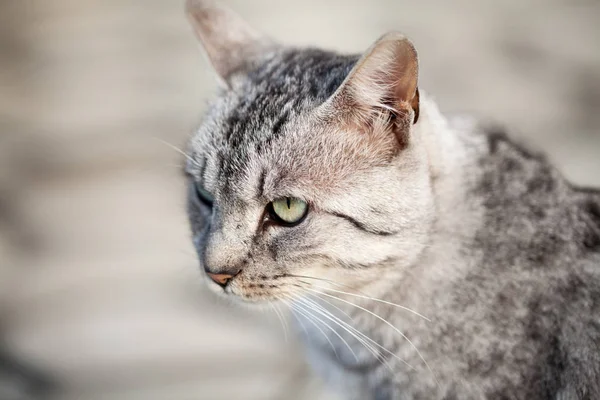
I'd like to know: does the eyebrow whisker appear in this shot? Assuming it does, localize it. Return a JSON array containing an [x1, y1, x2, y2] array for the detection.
[[153, 137, 202, 169]]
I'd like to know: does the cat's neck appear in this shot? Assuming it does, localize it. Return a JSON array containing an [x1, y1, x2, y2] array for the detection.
[[413, 92, 480, 181], [398, 92, 487, 297], [359, 93, 486, 300], [415, 92, 485, 232]]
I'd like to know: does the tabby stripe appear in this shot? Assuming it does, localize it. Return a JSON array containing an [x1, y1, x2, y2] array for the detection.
[[331, 212, 397, 236], [256, 168, 267, 198]]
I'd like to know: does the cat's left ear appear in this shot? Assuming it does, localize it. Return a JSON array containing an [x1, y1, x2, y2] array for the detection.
[[185, 0, 273, 87], [322, 32, 420, 148]]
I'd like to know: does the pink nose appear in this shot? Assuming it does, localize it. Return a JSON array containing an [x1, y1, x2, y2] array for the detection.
[[207, 272, 235, 287]]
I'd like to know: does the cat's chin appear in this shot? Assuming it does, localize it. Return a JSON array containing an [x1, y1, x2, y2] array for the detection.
[[228, 290, 291, 307], [203, 279, 284, 307], [214, 292, 290, 315]]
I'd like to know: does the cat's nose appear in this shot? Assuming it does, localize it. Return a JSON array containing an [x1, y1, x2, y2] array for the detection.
[[205, 268, 240, 287]]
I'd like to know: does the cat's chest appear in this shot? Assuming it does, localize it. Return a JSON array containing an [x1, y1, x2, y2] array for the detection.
[[291, 300, 445, 394], [290, 282, 505, 399], [296, 318, 444, 400]]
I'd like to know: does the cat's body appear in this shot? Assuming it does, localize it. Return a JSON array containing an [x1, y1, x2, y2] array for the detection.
[[300, 113, 600, 400], [183, 1, 600, 399]]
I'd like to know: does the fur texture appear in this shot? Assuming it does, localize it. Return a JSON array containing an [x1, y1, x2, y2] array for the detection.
[[184, 1, 600, 399]]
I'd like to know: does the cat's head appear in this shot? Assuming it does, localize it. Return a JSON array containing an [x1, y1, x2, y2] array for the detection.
[[184, 0, 434, 304]]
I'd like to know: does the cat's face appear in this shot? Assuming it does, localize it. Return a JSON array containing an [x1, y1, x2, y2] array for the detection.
[[184, 0, 433, 304]]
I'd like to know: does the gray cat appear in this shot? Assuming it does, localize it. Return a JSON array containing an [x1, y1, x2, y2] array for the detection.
[[183, 1, 600, 399]]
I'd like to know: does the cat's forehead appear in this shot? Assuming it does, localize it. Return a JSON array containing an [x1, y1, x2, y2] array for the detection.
[[193, 49, 358, 154], [187, 49, 361, 194]]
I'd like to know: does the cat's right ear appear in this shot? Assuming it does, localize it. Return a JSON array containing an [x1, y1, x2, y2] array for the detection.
[[320, 32, 420, 150], [185, 0, 273, 87]]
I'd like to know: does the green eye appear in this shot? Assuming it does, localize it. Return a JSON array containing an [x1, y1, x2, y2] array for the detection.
[[270, 197, 308, 225], [194, 183, 214, 206]]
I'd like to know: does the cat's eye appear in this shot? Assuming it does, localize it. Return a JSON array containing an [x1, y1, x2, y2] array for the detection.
[[194, 182, 214, 206], [269, 197, 308, 225]]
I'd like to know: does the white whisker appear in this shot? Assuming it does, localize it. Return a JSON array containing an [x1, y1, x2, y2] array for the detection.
[[269, 302, 288, 343], [307, 288, 439, 386], [284, 299, 339, 360], [305, 292, 355, 322], [297, 297, 380, 362], [275, 302, 290, 342], [298, 296, 413, 372], [285, 295, 359, 362], [289, 303, 309, 338], [312, 284, 430, 322], [300, 300, 387, 369], [290, 274, 430, 321], [153, 137, 201, 168]]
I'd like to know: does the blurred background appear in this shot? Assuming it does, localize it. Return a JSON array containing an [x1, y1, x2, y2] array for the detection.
[[0, 0, 599, 399]]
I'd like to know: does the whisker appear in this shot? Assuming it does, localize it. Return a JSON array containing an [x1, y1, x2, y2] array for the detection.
[[276, 302, 291, 342], [305, 292, 355, 323], [153, 137, 201, 168], [307, 288, 439, 386], [289, 303, 309, 338], [283, 298, 340, 360], [286, 273, 354, 288], [312, 284, 430, 322], [298, 297, 388, 368], [289, 274, 431, 322], [269, 302, 288, 343], [298, 296, 413, 372], [288, 274, 431, 322], [285, 295, 359, 362]]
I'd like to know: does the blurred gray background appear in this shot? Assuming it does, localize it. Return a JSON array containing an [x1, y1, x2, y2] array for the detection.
[[0, 0, 599, 399]]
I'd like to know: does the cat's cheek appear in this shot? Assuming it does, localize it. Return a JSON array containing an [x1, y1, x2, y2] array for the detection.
[[192, 233, 203, 252]]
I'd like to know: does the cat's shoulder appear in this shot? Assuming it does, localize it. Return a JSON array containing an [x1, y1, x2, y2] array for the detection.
[[446, 114, 600, 260]]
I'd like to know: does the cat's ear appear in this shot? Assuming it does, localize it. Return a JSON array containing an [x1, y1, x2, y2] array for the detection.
[[185, 0, 272, 87], [323, 32, 419, 148]]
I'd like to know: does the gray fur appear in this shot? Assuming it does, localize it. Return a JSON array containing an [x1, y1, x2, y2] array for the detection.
[[184, 1, 600, 399]]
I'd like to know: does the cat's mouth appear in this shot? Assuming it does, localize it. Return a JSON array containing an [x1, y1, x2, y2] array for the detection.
[[204, 271, 306, 303]]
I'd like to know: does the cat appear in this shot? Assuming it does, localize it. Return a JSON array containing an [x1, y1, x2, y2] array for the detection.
[[182, 1, 600, 399]]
